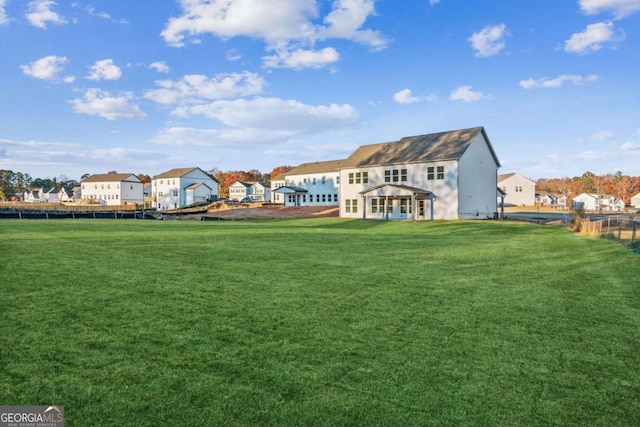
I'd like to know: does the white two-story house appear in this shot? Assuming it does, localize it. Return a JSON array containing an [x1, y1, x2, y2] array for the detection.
[[272, 160, 344, 207], [152, 167, 219, 211], [340, 127, 501, 220], [498, 173, 536, 206], [81, 172, 144, 206]]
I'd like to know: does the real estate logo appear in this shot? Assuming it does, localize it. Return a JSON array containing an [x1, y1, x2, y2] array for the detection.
[[0, 406, 64, 427]]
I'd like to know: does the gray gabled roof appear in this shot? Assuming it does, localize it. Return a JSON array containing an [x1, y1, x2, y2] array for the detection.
[[344, 127, 500, 168], [83, 172, 141, 183], [286, 159, 348, 176]]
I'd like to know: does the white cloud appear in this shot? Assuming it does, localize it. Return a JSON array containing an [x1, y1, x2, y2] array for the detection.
[[149, 61, 170, 73], [590, 129, 616, 142], [449, 85, 485, 102], [145, 72, 266, 105], [579, 0, 640, 18], [621, 141, 640, 151], [429, 0, 440, 5], [468, 23, 507, 57], [87, 59, 122, 81], [160, 0, 387, 68], [519, 74, 598, 88], [26, 0, 67, 28], [393, 89, 422, 105], [70, 89, 147, 120], [263, 47, 340, 69], [316, 0, 388, 51], [180, 97, 358, 134], [20, 55, 70, 81], [151, 127, 281, 147], [226, 49, 242, 61], [564, 22, 624, 54], [0, 0, 9, 25]]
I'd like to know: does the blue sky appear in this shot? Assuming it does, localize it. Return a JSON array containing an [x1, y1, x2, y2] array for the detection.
[[1, 0, 639, 181]]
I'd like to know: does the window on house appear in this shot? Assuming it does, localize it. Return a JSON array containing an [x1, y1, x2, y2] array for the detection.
[[172, 190, 178, 197], [308, 194, 312, 202], [303, 195, 306, 202], [355, 172, 361, 184], [401, 169, 407, 182], [371, 198, 378, 213], [363, 172, 369, 184], [348, 173, 354, 184], [437, 166, 445, 180], [322, 194, 326, 202], [316, 194, 320, 202], [322, 177, 326, 184], [160, 180, 163, 184], [385, 170, 391, 183], [334, 194, 338, 202], [159, 191, 163, 197], [392, 169, 399, 182], [352, 199, 358, 213], [312, 178, 316, 185], [345, 199, 351, 213], [428, 167, 434, 180]]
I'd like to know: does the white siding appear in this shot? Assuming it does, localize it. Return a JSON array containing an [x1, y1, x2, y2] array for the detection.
[[459, 133, 499, 219], [153, 169, 218, 210], [340, 160, 460, 220], [283, 172, 340, 206], [498, 173, 536, 206]]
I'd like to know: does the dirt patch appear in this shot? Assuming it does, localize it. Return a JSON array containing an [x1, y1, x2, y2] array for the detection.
[[202, 203, 339, 220]]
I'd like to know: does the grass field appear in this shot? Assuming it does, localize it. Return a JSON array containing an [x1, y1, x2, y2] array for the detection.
[[1, 218, 639, 426]]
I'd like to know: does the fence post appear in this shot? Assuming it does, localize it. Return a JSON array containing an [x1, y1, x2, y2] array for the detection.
[[618, 223, 622, 240], [632, 220, 637, 243]]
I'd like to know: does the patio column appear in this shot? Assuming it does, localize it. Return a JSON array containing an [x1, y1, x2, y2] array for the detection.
[[430, 196, 435, 220], [386, 196, 390, 220]]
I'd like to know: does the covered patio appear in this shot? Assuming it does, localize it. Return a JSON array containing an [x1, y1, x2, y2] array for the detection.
[[273, 186, 308, 206], [359, 184, 436, 220]]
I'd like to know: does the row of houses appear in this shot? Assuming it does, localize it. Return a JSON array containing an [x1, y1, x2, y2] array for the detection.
[[21, 127, 640, 218], [498, 172, 634, 211], [20, 126, 505, 220]]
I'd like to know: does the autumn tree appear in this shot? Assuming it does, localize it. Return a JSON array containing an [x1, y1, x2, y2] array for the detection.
[[267, 165, 293, 181], [137, 174, 152, 183]]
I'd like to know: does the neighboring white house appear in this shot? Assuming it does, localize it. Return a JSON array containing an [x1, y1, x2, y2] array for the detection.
[[272, 159, 344, 207], [631, 192, 640, 208], [536, 191, 567, 209], [498, 173, 536, 206], [252, 182, 270, 202], [340, 126, 501, 220], [228, 181, 269, 202], [572, 193, 626, 211], [152, 167, 219, 211], [57, 186, 74, 202], [270, 174, 286, 204], [81, 172, 144, 206]]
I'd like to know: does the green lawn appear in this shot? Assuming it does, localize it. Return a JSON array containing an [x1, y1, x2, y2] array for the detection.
[[1, 219, 639, 426]]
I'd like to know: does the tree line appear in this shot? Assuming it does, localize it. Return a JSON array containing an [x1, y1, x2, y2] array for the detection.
[[536, 171, 640, 204]]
